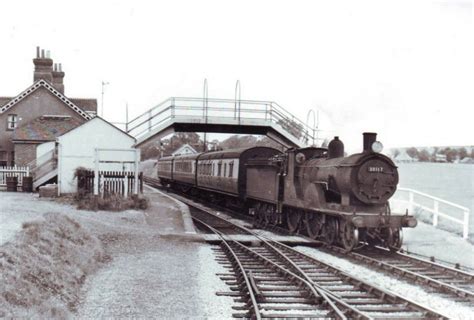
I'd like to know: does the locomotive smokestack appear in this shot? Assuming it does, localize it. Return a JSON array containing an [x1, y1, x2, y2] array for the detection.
[[363, 132, 377, 152], [328, 136, 344, 158]]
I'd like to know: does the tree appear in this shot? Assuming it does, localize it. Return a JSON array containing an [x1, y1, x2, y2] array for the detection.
[[220, 135, 258, 149], [406, 147, 419, 159], [162, 132, 202, 156], [458, 147, 468, 160], [418, 149, 431, 162]]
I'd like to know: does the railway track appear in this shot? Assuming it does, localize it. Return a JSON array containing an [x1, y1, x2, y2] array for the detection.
[[324, 245, 474, 302], [192, 210, 445, 319], [143, 176, 468, 316]]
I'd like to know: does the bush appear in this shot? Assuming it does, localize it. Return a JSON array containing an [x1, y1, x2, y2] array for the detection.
[[76, 193, 149, 211]]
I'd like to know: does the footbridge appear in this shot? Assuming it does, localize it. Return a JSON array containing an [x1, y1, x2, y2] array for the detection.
[[127, 97, 317, 148]]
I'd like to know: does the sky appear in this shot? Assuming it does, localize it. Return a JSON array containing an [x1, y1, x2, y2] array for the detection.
[[0, 0, 472, 152]]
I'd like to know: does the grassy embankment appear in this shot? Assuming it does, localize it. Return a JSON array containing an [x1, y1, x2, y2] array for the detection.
[[0, 213, 105, 318]]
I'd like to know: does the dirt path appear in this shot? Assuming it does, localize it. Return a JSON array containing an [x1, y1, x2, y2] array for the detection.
[[75, 191, 235, 319]]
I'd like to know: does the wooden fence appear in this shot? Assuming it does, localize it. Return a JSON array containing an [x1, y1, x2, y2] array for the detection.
[[77, 170, 143, 197], [0, 166, 30, 188]]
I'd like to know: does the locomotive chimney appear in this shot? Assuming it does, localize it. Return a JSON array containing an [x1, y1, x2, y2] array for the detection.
[[363, 132, 377, 152], [328, 136, 344, 158]]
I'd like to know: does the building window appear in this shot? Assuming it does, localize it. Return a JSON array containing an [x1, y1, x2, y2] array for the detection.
[[7, 114, 18, 130], [0, 151, 6, 166]]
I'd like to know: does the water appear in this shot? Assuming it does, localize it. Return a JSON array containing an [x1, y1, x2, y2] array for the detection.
[[395, 162, 474, 235]]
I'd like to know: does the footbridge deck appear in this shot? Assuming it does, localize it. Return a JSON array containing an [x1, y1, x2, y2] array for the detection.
[[127, 97, 317, 148]]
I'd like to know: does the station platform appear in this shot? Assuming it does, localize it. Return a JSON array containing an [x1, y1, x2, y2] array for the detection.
[[201, 234, 314, 246]]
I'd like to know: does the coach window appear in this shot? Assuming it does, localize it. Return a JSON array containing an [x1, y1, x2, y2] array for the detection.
[[224, 163, 227, 177], [229, 161, 234, 178], [218, 162, 222, 176]]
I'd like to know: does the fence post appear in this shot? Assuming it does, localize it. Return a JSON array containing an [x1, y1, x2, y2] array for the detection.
[[94, 149, 99, 196], [408, 191, 414, 214], [463, 210, 470, 240], [99, 173, 104, 198], [124, 175, 128, 197], [433, 200, 439, 227]]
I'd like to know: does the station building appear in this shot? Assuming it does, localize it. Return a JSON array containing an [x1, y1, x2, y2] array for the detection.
[[0, 47, 97, 166]]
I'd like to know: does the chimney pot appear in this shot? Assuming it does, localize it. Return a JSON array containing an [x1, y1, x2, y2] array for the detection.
[[36, 46, 40, 58], [46, 50, 50, 58]]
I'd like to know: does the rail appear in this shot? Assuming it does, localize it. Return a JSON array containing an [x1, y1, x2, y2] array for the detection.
[[126, 97, 319, 146], [391, 187, 470, 239]]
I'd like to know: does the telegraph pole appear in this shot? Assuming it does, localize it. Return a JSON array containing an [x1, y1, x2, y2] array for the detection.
[[101, 81, 109, 118]]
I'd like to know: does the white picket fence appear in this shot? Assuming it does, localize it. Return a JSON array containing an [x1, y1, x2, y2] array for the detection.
[[391, 187, 471, 239], [0, 166, 30, 187]]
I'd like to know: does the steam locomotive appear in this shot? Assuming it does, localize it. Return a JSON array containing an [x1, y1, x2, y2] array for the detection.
[[157, 132, 417, 251]]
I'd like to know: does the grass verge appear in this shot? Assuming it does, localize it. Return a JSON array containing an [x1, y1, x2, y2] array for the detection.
[[0, 213, 105, 318]]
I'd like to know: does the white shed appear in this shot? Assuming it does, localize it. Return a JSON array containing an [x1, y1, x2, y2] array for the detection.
[[56, 117, 136, 194]]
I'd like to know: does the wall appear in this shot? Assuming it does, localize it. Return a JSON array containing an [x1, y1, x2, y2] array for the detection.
[[57, 118, 136, 194], [0, 87, 87, 165], [14, 143, 39, 166]]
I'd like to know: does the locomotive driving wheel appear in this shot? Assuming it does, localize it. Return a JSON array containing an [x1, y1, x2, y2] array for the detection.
[[386, 228, 403, 252], [340, 220, 359, 251], [287, 209, 302, 234], [305, 212, 324, 240], [321, 217, 338, 245]]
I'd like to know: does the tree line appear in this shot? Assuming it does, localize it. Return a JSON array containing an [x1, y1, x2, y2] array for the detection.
[[141, 133, 285, 160], [392, 146, 474, 163]]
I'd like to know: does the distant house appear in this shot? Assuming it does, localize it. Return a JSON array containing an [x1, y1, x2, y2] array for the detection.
[[172, 143, 197, 156], [435, 154, 447, 163], [459, 157, 474, 164], [394, 150, 417, 163]]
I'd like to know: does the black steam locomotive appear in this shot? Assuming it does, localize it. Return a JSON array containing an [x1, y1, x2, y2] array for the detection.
[[157, 132, 417, 251]]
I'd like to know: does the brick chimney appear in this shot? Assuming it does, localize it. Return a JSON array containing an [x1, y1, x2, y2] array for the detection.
[[33, 46, 53, 83], [52, 63, 65, 94]]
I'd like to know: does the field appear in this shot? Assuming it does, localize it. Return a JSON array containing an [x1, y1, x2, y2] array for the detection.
[[395, 162, 474, 236]]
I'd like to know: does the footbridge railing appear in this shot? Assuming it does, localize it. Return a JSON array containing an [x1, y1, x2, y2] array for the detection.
[[126, 97, 318, 146], [391, 187, 471, 239]]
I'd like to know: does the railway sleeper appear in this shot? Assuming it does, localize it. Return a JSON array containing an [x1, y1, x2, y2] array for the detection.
[[259, 311, 331, 318]]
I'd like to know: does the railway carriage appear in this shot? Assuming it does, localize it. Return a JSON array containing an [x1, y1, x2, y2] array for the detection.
[[157, 156, 173, 184], [173, 153, 198, 190], [196, 147, 282, 198]]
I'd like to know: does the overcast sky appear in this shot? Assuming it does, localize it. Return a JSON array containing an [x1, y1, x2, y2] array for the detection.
[[0, 0, 472, 151]]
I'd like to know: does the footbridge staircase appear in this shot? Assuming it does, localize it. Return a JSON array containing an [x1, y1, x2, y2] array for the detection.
[[27, 149, 58, 189], [127, 97, 318, 148]]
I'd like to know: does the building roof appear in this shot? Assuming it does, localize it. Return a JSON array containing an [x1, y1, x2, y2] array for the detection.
[[0, 80, 91, 120], [12, 115, 82, 142], [172, 143, 198, 156], [69, 98, 97, 112], [0, 97, 13, 107], [57, 116, 136, 142]]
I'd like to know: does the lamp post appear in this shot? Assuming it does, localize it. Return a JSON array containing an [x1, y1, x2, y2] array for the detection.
[[101, 81, 110, 118]]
